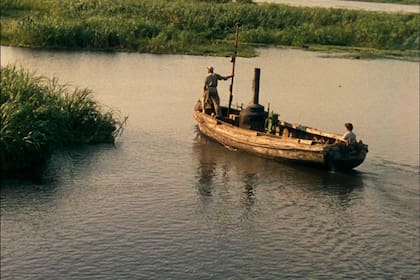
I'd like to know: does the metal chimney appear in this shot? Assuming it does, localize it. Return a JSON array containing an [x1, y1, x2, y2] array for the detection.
[[252, 68, 261, 105]]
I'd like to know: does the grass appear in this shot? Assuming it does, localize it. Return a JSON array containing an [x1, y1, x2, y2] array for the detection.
[[0, 0, 418, 59], [0, 65, 125, 171]]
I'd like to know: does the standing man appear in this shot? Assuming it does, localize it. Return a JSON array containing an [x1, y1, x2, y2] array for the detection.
[[202, 66, 232, 117]]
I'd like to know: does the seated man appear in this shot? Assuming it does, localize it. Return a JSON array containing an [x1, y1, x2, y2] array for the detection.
[[342, 122, 356, 144]]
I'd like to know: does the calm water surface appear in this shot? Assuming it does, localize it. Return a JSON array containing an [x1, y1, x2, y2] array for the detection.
[[1, 46, 419, 279]]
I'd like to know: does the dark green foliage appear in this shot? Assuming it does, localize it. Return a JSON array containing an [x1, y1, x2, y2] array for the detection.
[[1, 0, 418, 56], [0, 65, 121, 171]]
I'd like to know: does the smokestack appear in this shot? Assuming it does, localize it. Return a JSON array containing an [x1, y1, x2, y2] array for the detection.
[[239, 67, 267, 131], [252, 68, 260, 105]]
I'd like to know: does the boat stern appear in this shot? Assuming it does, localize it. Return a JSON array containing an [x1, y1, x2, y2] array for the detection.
[[324, 142, 368, 170]]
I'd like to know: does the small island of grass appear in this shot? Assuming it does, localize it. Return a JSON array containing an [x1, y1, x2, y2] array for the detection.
[[0, 65, 125, 171]]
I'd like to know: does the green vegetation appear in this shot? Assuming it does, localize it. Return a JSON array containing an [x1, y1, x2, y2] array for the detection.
[[0, 65, 124, 171], [0, 0, 418, 58]]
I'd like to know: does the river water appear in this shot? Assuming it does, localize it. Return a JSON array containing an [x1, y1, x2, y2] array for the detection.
[[1, 46, 419, 279]]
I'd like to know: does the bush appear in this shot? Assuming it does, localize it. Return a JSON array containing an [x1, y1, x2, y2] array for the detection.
[[0, 65, 123, 171]]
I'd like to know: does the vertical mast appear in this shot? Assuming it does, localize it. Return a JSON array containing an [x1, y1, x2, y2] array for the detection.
[[227, 22, 240, 116]]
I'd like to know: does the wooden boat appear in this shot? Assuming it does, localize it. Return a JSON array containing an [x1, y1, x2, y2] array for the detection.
[[193, 68, 368, 171]]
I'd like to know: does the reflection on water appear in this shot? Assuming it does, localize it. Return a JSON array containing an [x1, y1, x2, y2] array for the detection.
[[193, 130, 364, 209], [0, 144, 115, 211], [242, 173, 257, 207], [190, 132, 420, 279]]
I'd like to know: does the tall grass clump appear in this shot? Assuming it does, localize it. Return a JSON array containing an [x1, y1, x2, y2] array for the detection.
[[0, 65, 124, 171]]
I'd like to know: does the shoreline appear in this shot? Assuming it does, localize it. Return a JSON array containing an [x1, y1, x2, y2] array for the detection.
[[1, 43, 418, 62], [255, 0, 420, 13]]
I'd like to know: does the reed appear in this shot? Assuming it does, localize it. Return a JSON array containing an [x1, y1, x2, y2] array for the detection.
[[1, 0, 418, 58], [0, 65, 123, 171]]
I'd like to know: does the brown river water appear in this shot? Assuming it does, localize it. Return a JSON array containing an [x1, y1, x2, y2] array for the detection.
[[1, 46, 419, 279]]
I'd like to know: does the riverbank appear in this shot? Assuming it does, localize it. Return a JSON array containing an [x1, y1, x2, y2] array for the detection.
[[345, 0, 418, 5], [257, 0, 420, 13], [0, 65, 124, 171], [1, 0, 418, 60]]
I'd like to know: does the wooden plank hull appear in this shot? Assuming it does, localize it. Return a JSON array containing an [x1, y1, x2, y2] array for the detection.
[[193, 109, 368, 170]]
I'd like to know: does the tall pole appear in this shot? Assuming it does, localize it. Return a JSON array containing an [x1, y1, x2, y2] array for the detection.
[[227, 22, 240, 116]]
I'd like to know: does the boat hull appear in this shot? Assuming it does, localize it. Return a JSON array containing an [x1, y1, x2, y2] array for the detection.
[[193, 110, 367, 170]]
